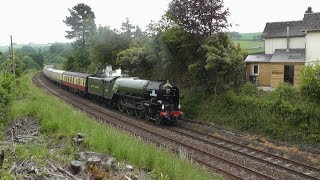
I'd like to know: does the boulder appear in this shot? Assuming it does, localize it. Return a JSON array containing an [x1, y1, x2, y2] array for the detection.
[[70, 160, 85, 174]]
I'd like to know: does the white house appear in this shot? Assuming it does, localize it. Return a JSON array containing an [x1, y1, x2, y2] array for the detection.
[[245, 7, 320, 87]]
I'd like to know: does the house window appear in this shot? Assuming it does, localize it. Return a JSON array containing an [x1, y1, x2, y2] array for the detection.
[[253, 65, 259, 75]]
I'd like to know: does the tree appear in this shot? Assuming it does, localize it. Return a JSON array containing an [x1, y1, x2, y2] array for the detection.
[[230, 32, 242, 39], [21, 46, 36, 55], [192, 33, 245, 93], [30, 50, 44, 68], [21, 55, 40, 71], [88, 26, 128, 73], [121, 18, 135, 36], [117, 45, 155, 79], [167, 0, 229, 38], [160, 28, 200, 83], [63, 3, 96, 48]]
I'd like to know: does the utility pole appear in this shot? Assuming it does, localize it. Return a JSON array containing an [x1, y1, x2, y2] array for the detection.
[[10, 35, 15, 75]]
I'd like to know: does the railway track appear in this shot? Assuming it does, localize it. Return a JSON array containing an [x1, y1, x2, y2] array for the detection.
[[33, 72, 320, 179], [168, 125, 320, 179]]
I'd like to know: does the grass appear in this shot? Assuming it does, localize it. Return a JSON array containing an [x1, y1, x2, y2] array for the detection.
[[9, 72, 217, 180]]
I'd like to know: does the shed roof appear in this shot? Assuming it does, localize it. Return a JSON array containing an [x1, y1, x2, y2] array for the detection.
[[270, 49, 306, 63], [245, 54, 272, 63]]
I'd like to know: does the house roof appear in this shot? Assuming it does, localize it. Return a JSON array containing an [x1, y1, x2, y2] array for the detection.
[[303, 12, 320, 31], [270, 49, 306, 63], [245, 54, 272, 62], [262, 12, 320, 38]]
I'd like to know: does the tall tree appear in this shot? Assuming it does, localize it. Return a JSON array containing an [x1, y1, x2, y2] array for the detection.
[[121, 18, 135, 36], [88, 26, 128, 73], [167, 0, 229, 38], [63, 3, 96, 48]]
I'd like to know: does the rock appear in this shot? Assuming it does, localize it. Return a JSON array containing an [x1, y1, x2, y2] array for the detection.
[[75, 152, 86, 161], [70, 160, 85, 175], [87, 156, 101, 165], [106, 157, 116, 170], [28, 166, 37, 174], [125, 165, 134, 171], [77, 133, 85, 139]]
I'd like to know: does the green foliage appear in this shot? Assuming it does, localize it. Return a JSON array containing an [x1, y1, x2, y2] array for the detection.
[[0, 74, 15, 122], [181, 85, 320, 144], [117, 45, 155, 78], [63, 3, 96, 48], [0, 86, 11, 121], [160, 27, 200, 83], [63, 47, 89, 72], [21, 46, 36, 55], [87, 27, 127, 73], [21, 56, 40, 71], [300, 64, 320, 103], [44, 43, 73, 67], [194, 33, 245, 93]]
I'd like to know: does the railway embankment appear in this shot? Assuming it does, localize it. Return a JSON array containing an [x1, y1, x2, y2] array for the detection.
[[181, 83, 320, 164], [2, 72, 214, 179]]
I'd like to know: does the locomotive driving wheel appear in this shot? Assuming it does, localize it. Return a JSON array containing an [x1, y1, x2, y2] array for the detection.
[[118, 98, 125, 112], [155, 114, 163, 125], [135, 105, 144, 119], [125, 98, 134, 116]]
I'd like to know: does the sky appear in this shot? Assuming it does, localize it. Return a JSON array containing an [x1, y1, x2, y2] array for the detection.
[[0, 0, 319, 45]]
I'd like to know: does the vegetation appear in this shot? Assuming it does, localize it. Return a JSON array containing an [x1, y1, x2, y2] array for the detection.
[[166, 0, 229, 37], [233, 40, 264, 54], [181, 82, 320, 145], [300, 64, 320, 104], [63, 3, 96, 48], [9, 73, 215, 180], [0, 73, 14, 122]]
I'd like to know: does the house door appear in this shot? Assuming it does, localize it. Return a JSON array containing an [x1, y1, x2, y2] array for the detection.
[[284, 65, 294, 84]]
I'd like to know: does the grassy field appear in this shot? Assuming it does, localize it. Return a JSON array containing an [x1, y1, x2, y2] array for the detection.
[[9, 72, 216, 179], [232, 32, 264, 54], [234, 40, 264, 54], [236, 32, 262, 41]]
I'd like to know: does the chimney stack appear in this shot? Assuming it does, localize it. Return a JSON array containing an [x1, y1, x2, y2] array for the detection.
[[305, 7, 313, 13]]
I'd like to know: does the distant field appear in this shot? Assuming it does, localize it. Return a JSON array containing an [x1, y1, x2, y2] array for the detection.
[[234, 40, 264, 54], [237, 32, 262, 41]]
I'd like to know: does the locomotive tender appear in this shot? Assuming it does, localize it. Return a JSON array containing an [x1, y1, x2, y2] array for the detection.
[[43, 66, 183, 125]]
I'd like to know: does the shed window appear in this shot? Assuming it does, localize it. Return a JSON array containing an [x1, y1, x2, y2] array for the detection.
[[253, 65, 259, 75]]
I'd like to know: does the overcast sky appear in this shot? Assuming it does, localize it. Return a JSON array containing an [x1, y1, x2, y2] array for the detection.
[[0, 0, 319, 45]]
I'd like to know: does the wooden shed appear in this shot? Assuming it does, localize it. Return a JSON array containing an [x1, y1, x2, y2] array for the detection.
[[245, 49, 305, 87]]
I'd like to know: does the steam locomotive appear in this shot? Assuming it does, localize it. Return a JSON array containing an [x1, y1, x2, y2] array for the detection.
[[43, 67, 183, 125]]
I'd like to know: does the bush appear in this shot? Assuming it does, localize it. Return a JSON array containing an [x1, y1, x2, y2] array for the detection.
[[273, 82, 300, 102], [300, 64, 320, 103], [0, 86, 11, 121], [0, 74, 15, 122]]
